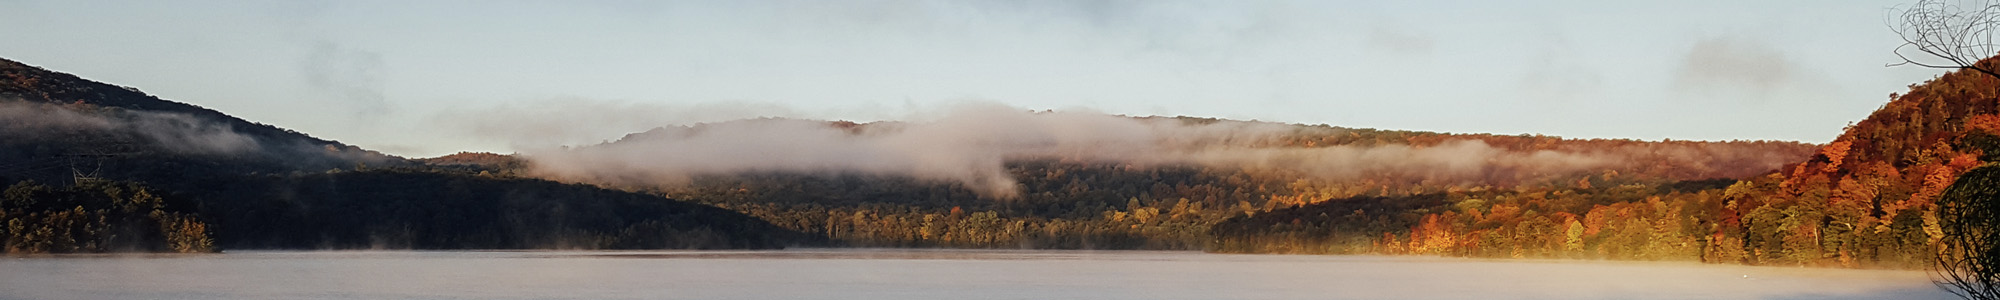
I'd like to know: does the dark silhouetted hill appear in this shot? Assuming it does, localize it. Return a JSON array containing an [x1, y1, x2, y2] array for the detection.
[[0, 57, 815, 252]]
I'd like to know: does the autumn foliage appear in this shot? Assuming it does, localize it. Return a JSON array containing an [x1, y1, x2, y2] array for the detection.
[[1217, 56, 2000, 268]]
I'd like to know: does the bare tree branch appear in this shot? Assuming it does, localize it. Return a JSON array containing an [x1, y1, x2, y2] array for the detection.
[[1893, 2, 2000, 300], [1891, 0, 2000, 81], [1937, 175, 2000, 300]]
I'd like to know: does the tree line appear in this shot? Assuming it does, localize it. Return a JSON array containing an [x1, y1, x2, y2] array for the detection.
[[0, 178, 211, 253]]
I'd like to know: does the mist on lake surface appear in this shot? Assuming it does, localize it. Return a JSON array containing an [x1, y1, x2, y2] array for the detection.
[[0, 249, 1949, 300]]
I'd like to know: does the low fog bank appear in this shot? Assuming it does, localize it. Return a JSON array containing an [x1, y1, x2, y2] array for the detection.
[[0, 100, 257, 155], [517, 104, 1809, 198]]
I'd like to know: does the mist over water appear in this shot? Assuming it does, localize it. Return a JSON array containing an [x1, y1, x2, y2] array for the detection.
[[0, 250, 1946, 300], [516, 103, 1807, 198]]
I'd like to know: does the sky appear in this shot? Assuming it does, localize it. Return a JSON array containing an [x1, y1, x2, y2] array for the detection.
[[0, 0, 1954, 157]]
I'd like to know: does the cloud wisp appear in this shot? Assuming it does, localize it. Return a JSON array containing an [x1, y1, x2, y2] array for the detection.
[[0, 100, 258, 155], [301, 41, 390, 118], [1674, 37, 1796, 95], [433, 100, 808, 149]]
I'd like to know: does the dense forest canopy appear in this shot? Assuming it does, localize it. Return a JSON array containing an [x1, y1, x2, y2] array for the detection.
[[1220, 56, 2000, 268], [0, 178, 210, 254]]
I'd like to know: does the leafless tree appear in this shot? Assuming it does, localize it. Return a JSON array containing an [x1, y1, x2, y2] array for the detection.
[[1895, 2, 2000, 300], [1892, 0, 2000, 80], [1938, 172, 2000, 300]]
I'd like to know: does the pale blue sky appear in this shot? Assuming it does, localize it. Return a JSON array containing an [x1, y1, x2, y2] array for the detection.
[[0, 0, 1950, 157]]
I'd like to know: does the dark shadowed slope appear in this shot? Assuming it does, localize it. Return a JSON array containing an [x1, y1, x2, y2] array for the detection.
[[0, 57, 405, 183], [0, 57, 814, 252], [195, 169, 815, 250]]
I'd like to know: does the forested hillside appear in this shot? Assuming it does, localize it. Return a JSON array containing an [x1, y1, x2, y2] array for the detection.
[[510, 114, 1815, 251], [0, 58, 814, 253], [1216, 57, 2000, 268], [187, 169, 812, 250], [0, 179, 211, 254], [0, 58, 405, 179]]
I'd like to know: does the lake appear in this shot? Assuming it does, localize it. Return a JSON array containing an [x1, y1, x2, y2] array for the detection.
[[0, 249, 1952, 300]]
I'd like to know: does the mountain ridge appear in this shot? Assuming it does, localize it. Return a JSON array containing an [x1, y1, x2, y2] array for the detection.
[[0, 58, 388, 161], [0, 57, 816, 253]]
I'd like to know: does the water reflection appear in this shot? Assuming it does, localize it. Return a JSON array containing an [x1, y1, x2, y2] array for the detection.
[[0, 249, 1952, 300]]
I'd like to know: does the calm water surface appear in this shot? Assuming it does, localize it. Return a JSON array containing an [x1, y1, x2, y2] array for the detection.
[[0, 249, 1952, 300]]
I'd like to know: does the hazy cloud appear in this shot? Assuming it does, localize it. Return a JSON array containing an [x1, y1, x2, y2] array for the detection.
[[432, 99, 807, 149], [1366, 26, 1433, 55], [763, 0, 1310, 61], [1520, 53, 1603, 102], [302, 40, 389, 117], [1674, 37, 1795, 95], [1519, 29, 1602, 103]]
